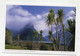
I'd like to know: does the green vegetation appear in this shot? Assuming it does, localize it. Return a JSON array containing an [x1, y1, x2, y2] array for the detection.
[[6, 28, 13, 45], [46, 9, 57, 50], [66, 19, 75, 51], [33, 31, 38, 49], [57, 9, 66, 51], [5, 44, 24, 49], [17, 34, 20, 46], [40, 44, 49, 50], [26, 42, 32, 50], [39, 30, 43, 41]]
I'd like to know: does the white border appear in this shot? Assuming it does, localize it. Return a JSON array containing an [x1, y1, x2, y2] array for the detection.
[[1, 0, 78, 55]]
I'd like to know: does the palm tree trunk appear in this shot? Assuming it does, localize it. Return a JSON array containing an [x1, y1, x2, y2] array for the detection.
[[56, 29, 60, 50], [55, 26, 59, 50], [51, 24, 57, 51], [62, 23, 66, 51], [51, 24, 53, 40], [53, 44, 56, 51], [59, 28, 62, 50], [51, 24, 53, 33]]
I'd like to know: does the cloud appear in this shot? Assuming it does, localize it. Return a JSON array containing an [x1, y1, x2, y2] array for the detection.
[[69, 10, 75, 16], [37, 15, 41, 19], [34, 20, 47, 32], [6, 5, 35, 30], [63, 10, 76, 26], [66, 10, 75, 20], [67, 10, 75, 16], [6, 5, 50, 36]]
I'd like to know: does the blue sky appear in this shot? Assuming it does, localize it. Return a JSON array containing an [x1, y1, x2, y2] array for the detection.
[[21, 5, 74, 14], [6, 5, 76, 37], [21, 5, 75, 19]]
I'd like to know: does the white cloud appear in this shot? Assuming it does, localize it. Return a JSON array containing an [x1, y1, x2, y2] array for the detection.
[[37, 15, 41, 19], [69, 10, 75, 15], [34, 20, 48, 32], [13, 7, 31, 16], [64, 10, 76, 25], [67, 10, 75, 20], [6, 5, 35, 30], [6, 5, 49, 36], [67, 10, 75, 16]]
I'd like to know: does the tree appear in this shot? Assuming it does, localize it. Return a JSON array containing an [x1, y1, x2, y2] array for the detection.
[[66, 19, 75, 51], [17, 34, 20, 46], [48, 30, 57, 50], [33, 31, 38, 49], [39, 30, 43, 49], [33, 31, 38, 40], [46, 9, 56, 50], [54, 17, 60, 50], [46, 9, 55, 32], [6, 28, 13, 45], [39, 30, 43, 41], [48, 31, 53, 40], [57, 9, 66, 51]]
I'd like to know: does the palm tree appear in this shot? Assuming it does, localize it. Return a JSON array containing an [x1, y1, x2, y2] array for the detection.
[[17, 34, 20, 46], [39, 30, 43, 49], [48, 31, 53, 40], [46, 9, 56, 50], [48, 30, 57, 50], [33, 31, 38, 49], [33, 31, 38, 41], [66, 19, 75, 51], [46, 9, 55, 39], [57, 9, 66, 51], [39, 30, 43, 41], [46, 9, 55, 32], [6, 28, 13, 45]]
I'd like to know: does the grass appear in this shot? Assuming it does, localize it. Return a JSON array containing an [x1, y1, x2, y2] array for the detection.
[[5, 44, 24, 49], [5, 42, 68, 51]]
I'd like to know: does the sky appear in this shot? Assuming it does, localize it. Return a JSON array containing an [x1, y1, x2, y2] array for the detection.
[[6, 5, 76, 37]]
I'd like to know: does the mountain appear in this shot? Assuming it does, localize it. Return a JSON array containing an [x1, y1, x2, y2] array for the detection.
[[7, 23, 37, 41], [43, 31, 72, 44], [19, 23, 36, 41], [6, 23, 72, 44]]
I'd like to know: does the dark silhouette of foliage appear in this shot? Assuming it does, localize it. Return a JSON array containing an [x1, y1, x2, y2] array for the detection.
[[6, 28, 13, 45], [39, 30, 43, 41], [40, 44, 48, 50], [66, 19, 75, 51]]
